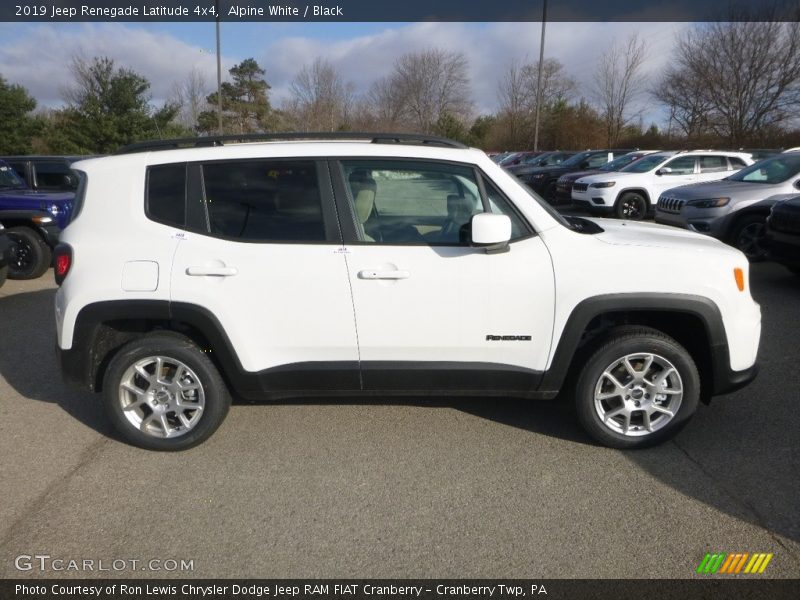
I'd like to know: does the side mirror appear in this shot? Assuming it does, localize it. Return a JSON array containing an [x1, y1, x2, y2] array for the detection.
[[794, 179, 800, 191], [656, 167, 672, 176], [471, 213, 512, 253]]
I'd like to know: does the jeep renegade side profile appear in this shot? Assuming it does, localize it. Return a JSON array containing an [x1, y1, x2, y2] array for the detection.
[[54, 134, 761, 451]]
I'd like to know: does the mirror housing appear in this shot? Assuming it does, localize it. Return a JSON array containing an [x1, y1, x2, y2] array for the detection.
[[471, 213, 512, 253], [794, 178, 800, 191], [656, 167, 672, 176]]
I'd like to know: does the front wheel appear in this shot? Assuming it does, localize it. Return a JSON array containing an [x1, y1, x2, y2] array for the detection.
[[730, 215, 767, 262], [103, 334, 231, 450], [614, 192, 649, 220], [574, 327, 700, 449]]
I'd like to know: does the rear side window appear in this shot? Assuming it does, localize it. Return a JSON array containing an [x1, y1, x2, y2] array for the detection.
[[147, 164, 186, 228], [35, 161, 78, 190], [699, 156, 728, 173], [201, 160, 325, 242]]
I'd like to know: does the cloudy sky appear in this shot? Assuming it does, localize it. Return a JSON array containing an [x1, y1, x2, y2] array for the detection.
[[0, 21, 689, 126]]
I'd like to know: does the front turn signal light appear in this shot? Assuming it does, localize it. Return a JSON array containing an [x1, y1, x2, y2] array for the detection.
[[734, 268, 745, 292]]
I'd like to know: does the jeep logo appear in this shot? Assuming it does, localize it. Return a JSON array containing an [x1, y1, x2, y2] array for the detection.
[[485, 335, 532, 341]]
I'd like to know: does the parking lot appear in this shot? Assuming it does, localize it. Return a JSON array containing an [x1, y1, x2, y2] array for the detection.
[[0, 261, 798, 579]]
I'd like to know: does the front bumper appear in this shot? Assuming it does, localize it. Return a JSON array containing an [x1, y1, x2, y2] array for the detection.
[[654, 207, 732, 239]]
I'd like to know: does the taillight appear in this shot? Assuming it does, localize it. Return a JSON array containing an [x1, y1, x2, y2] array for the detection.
[[54, 244, 72, 285]]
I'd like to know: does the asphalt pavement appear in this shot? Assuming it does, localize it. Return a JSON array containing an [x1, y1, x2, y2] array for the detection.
[[0, 263, 798, 579]]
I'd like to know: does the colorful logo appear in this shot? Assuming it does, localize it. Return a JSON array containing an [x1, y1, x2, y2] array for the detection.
[[697, 552, 774, 574]]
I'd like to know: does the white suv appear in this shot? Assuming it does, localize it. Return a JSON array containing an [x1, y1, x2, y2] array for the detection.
[[54, 134, 761, 451], [571, 150, 753, 219]]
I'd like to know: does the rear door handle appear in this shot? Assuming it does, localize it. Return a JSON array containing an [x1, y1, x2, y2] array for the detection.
[[358, 269, 410, 280], [186, 266, 238, 277]]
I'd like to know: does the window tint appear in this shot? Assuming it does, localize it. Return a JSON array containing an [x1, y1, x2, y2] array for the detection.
[[35, 161, 78, 190], [663, 156, 696, 174], [586, 154, 610, 168], [202, 160, 325, 242], [729, 157, 748, 169], [6, 161, 27, 182], [728, 154, 800, 184], [0, 163, 26, 189], [147, 164, 186, 228], [699, 156, 728, 173]]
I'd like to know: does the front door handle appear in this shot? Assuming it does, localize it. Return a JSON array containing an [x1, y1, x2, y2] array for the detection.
[[186, 266, 238, 277], [358, 269, 410, 280]]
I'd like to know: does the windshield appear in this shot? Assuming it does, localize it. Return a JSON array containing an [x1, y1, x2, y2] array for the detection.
[[620, 153, 672, 173], [499, 152, 523, 166], [726, 154, 800, 184], [600, 153, 646, 172], [0, 164, 27, 189]]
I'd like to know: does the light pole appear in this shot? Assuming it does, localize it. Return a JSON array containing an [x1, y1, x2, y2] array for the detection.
[[533, 0, 548, 151], [215, 0, 223, 135]]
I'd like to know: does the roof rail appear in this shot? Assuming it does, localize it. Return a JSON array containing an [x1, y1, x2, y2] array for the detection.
[[115, 132, 468, 155]]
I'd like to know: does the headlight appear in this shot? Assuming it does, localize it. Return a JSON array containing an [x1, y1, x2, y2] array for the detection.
[[686, 197, 730, 208], [590, 181, 616, 188]]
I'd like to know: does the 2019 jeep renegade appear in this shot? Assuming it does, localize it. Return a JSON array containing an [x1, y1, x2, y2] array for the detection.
[[54, 134, 761, 451]]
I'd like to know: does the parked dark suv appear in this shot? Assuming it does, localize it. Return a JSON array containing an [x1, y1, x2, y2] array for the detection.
[[1, 156, 88, 192], [765, 196, 800, 275], [0, 160, 68, 279]]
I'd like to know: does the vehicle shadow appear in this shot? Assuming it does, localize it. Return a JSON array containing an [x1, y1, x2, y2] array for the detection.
[[0, 287, 116, 439]]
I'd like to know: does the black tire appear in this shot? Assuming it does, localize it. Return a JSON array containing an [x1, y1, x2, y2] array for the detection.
[[102, 333, 231, 451], [729, 215, 768, 262], [6, 227, 51, 279], [614, 192, 649, 220], [574, 327, 700, 449], [0, 264, 7, 288]]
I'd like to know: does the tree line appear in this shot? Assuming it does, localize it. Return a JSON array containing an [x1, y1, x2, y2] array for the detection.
[[1, 10, 799, 156]]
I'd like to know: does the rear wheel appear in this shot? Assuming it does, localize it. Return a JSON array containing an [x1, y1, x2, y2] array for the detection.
[[6, 227, 51, 279], [614, 192, 649, 220], [574, 327, 700, 449], [103, 334, 231, 451], [730, 215, 767, 261]]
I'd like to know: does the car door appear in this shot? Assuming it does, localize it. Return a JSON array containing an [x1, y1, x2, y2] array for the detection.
[[652, 155, 698, 199], [170, 158, 360, 394], [330, 158, 555, 393]]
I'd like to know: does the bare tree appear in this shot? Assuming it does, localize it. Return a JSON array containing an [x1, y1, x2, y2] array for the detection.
[[171, 67, 209, 131], [286, 58, 354, 131], [651, 67, 711, 141], [389, 48, 472, 133], [496, 58, 575, 147], [593, 34, 648, 146], [658, 10, 800, 146]]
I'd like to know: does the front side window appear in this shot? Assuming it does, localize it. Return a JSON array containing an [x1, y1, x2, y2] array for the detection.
[[0, 163, 27, 190], [621, 154, 672, 173], [202, 160, 325, 242], [340, 160, 529, 245]]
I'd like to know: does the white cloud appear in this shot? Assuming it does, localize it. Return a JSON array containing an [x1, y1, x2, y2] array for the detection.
[[0, 23, 224, 108], [0, 21, 689, 126]]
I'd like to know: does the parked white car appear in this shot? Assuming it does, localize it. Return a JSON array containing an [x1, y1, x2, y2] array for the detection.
[[572, 150, 753, 219], [54, 134, 760, 451]]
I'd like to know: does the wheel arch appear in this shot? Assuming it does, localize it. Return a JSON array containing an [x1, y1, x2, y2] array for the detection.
[[615, 187, 651, 205], [539, 294, 731, 403], [60, 300, 250, 396]]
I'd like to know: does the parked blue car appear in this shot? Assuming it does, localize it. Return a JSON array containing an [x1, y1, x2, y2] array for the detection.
[[0, 160, 71, 279]]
